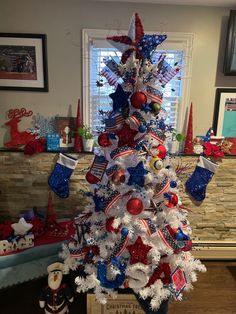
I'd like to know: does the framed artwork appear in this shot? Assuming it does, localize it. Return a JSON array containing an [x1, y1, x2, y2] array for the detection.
[[55, 117, 77, 150], [224, 10, 236, 75], [0, 33, 48, 91], [213, 88, 236, 154]]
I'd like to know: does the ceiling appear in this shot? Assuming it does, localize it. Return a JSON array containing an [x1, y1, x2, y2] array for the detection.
[[93, 0, 236, 7]]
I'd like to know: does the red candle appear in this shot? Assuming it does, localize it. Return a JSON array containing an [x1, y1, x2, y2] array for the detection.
[[74, 99, 83, 152]]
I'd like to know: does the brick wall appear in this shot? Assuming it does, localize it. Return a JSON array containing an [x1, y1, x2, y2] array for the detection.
[[0, 152, 235, 241]]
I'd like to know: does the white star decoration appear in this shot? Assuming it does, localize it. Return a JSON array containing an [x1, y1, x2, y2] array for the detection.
[[11, 218, 33, 236]]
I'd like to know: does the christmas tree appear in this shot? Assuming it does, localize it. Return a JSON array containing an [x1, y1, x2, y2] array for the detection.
[[61, 13, 206, 311]]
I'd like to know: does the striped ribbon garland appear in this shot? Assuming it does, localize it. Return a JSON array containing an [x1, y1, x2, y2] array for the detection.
[[147, 131, 165, 145], [155, 179, 170, 198], [104, 232, 129, 265], [104, 191, 122, 215]]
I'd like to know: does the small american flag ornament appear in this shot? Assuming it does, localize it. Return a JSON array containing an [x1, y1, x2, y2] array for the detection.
[[171, 267, 187, 298]]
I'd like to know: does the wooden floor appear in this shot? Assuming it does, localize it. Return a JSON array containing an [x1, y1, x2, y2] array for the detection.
[[1, 261, 236, 314]]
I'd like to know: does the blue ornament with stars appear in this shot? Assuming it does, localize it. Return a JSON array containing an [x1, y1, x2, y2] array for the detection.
[[127, 161, 149, 187], [109, 84, 131, 112]]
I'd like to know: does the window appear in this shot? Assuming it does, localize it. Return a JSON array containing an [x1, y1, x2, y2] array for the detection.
[[82, 29, 193, 133]]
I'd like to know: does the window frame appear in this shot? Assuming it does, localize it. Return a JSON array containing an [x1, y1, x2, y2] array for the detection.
[[82, 28, 194, 132]]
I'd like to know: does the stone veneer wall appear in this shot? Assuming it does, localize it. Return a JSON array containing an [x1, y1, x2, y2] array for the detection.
[[0, 152, 235, 241]]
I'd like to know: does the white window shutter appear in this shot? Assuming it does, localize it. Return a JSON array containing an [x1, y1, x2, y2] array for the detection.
[[83, 29, 193, 133]]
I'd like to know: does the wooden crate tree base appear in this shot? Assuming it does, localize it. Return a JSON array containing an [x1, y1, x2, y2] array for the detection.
[[87, 294, 145, 314]]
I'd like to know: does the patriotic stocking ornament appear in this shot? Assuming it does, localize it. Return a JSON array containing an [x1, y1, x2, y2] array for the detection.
[[185, 156, 218, 202], [48, 153, 78, 198], [85, 155, 108, 184]]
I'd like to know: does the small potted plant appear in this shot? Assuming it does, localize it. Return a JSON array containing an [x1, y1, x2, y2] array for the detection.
[[78, 125, 94, 152]]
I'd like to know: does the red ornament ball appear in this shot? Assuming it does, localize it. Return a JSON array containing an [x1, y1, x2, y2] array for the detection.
[[130, 92, 147, 109], [105, 217, 120, 233], [126, 198, 143, 215], [98, 133, 112, 147], [157, 144, 167, 159], [151, 144, 167, 159], [111, 170, 126, 185], [85, 172, 99, 184]]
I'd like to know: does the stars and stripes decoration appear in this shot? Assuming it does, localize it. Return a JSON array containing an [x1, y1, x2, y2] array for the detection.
[[155, 59, 180, 87], [105, 113, 125, 133], [106, 164, 119, 177], [140, 218, 157, 236], [69, 245, 99, 262], [171, 267, 187, 298], [100, 66, 120, 86], [157, 225, 180, 251], [104, 229, 129, 265], [107, 13, 145, 63], [69, 247, 84, 259], [146, 85, 163, 105], [206, 127, 225, 145], [110, 145, 135, 160], [100, 57, 121, 86], [146, 128, 166, 145], [73, 213, 92, 245], [126, 111, 145, 131], [104, 190, 122, 215], [88, 155, 108, 182]]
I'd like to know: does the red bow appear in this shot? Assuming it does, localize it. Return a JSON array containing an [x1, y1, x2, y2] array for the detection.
[[203, 142, 224, 158]]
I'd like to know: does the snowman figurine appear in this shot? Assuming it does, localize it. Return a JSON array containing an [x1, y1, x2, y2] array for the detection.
[[39, 262, 73, 314]]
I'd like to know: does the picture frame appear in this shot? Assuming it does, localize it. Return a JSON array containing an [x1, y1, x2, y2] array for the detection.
[[55, 117, 77, 151], [213, 88, 236, 154], [223, 10, 236, 75], [0, 33, 48, 91]]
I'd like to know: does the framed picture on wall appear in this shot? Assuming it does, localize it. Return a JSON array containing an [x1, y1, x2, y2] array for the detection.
[[0, 33, 48, 91], [224, 10, 236, 75], [213, 88, 236, 154]]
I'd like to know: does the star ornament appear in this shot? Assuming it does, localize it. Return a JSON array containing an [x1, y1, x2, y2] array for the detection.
[[127, 161, 149, 187], [137, 34, 167, 61], [107, 13, 144, 63], [116, 123, 138, 147], [107, 13, 167, 63], [11, 217, 33, 236], [109, 84, 131, 112], [127, 236, 152, 264]]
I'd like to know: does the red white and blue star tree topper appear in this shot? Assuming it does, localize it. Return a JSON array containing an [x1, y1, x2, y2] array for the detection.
[[61, 13, 207, 311]]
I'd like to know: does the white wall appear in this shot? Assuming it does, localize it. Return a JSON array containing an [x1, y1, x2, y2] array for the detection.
[[0, 0, 235, 147]]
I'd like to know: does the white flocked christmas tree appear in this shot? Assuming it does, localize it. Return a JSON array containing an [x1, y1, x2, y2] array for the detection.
[[61, 13, 206, 311]]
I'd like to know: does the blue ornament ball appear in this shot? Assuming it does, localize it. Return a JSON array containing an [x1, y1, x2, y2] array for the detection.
[[121, 227, 129, 237], [176, 229, 190, 241], [138, 124, 147, 133], [170, 181, 177, 188], [176, 231, 184, 241]]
